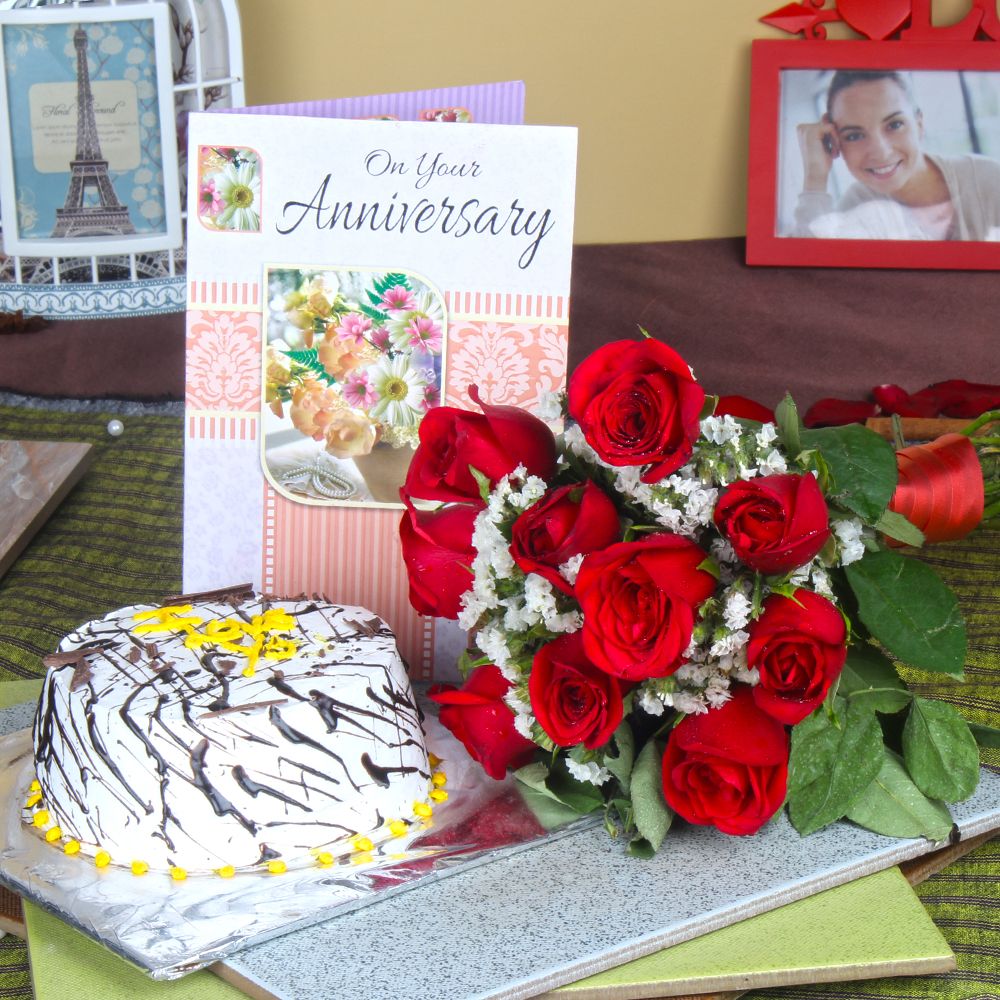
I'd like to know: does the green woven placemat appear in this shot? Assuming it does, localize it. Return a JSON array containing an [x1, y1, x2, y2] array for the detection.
[[0, 403, 182, 1000], [746, 528, 1000, 1000], [0, 405, 183, 683]]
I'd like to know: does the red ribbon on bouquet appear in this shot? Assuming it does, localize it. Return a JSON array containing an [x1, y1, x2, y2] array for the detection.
[[889, 433, 984, 544]]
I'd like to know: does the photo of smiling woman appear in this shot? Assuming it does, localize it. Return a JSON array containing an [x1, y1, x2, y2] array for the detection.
[[776, 68, 1000, 241]]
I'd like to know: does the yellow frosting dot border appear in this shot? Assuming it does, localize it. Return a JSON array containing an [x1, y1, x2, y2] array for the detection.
[[26, 761, 440, 879]]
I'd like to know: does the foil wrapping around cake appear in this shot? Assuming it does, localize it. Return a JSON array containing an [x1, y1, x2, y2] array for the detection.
[[0, 703, 596, 979]]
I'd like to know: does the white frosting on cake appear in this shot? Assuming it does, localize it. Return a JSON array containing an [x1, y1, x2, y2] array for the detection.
[[30, 596, 431, 874]]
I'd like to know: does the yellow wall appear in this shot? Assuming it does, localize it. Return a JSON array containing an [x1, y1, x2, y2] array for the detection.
[[237, 0, 977, 244]]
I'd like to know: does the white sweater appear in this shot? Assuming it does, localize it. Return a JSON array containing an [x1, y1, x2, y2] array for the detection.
[[793, 153, 1000, 241]]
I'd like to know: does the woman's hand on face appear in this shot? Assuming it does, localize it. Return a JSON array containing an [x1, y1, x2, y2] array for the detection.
[[797, 115, 838, 192]]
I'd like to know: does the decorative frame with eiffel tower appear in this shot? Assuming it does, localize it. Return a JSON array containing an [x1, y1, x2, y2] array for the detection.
[[0, 2, 180, 257]]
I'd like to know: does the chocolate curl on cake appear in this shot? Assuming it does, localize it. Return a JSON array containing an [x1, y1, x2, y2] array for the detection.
[[42, 645, 114, 690], [160, 582, 255, 605], [889, 433, 985, 544]]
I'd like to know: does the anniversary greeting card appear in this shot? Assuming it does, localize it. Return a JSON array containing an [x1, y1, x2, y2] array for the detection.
[[183, 87, 577, 677]]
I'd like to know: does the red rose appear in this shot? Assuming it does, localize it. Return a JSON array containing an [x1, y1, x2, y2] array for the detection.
[[748, 590, 847, 725], [575, 534, 716, 681], [428, 665, 536, 780], [510, 482, 620, 594], [662, 686, 789, 836], [529, 631, 624, 748], [398, 496, 477, 619], [403, 385, 556, 504], [567, 338, 705, 483], [714, 473, 830, 575]]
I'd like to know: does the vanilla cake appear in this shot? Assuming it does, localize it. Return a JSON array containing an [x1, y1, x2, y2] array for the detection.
[[26, 593, 434, 876]]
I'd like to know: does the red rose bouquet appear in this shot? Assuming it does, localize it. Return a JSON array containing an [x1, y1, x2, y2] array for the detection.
[[400, 334, 999, 856]]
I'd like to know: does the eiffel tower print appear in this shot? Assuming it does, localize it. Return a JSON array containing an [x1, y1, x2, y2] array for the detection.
[[51, 26, 135, 238]]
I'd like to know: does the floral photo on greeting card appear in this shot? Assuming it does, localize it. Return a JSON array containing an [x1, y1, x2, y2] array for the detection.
[[197, 144, 262, 233], [262, 266, 446, 506]]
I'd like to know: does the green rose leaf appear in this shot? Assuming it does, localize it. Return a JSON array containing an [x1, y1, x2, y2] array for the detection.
[[846, 748, 954, 842], [545, 758, 606, 814], [630, 739, 672, 853], [514, 762, 583, 830], [514, 759, 603, 828], [875, 509, 925, 548], [902, 697, 980, 803], [516, 783, 586, 830], [800, 424, 897, 523], [839, 642, 912, 714], [604, 722, 635, 793], [969, 722, 1000, 749], [845, 550, 966, 676], [788, 697, 884, 836], [626, 837, 657, 860]]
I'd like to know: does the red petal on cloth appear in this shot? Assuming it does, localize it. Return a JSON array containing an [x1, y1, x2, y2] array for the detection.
[[803, 398, 879, 428], [889, 433, 984, 544], [872, 384, 940, 418], [910, 380, 1000, 419], [715, 395, 775, 423]]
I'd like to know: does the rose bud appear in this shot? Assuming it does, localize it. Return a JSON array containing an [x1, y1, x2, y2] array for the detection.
[[428, 664, 536, 780], [662, 685, 789, 836], [398, 496, 477, 619], [575, 534, 716, 681], [748, 590, 847, 725], [529, 631, 625, 749], [404, 385, 556, 504], [567, 338, 705, 483], [510, 482, 620, 594], [714, 473, 830, 576]]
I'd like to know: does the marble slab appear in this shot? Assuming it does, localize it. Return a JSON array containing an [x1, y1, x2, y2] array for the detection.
[[0, 440, 93, 577], [221, 767, 1000, 1000]]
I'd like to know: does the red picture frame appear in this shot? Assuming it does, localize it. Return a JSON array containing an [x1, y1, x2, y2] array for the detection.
[[747, 39, 1000, 269]]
